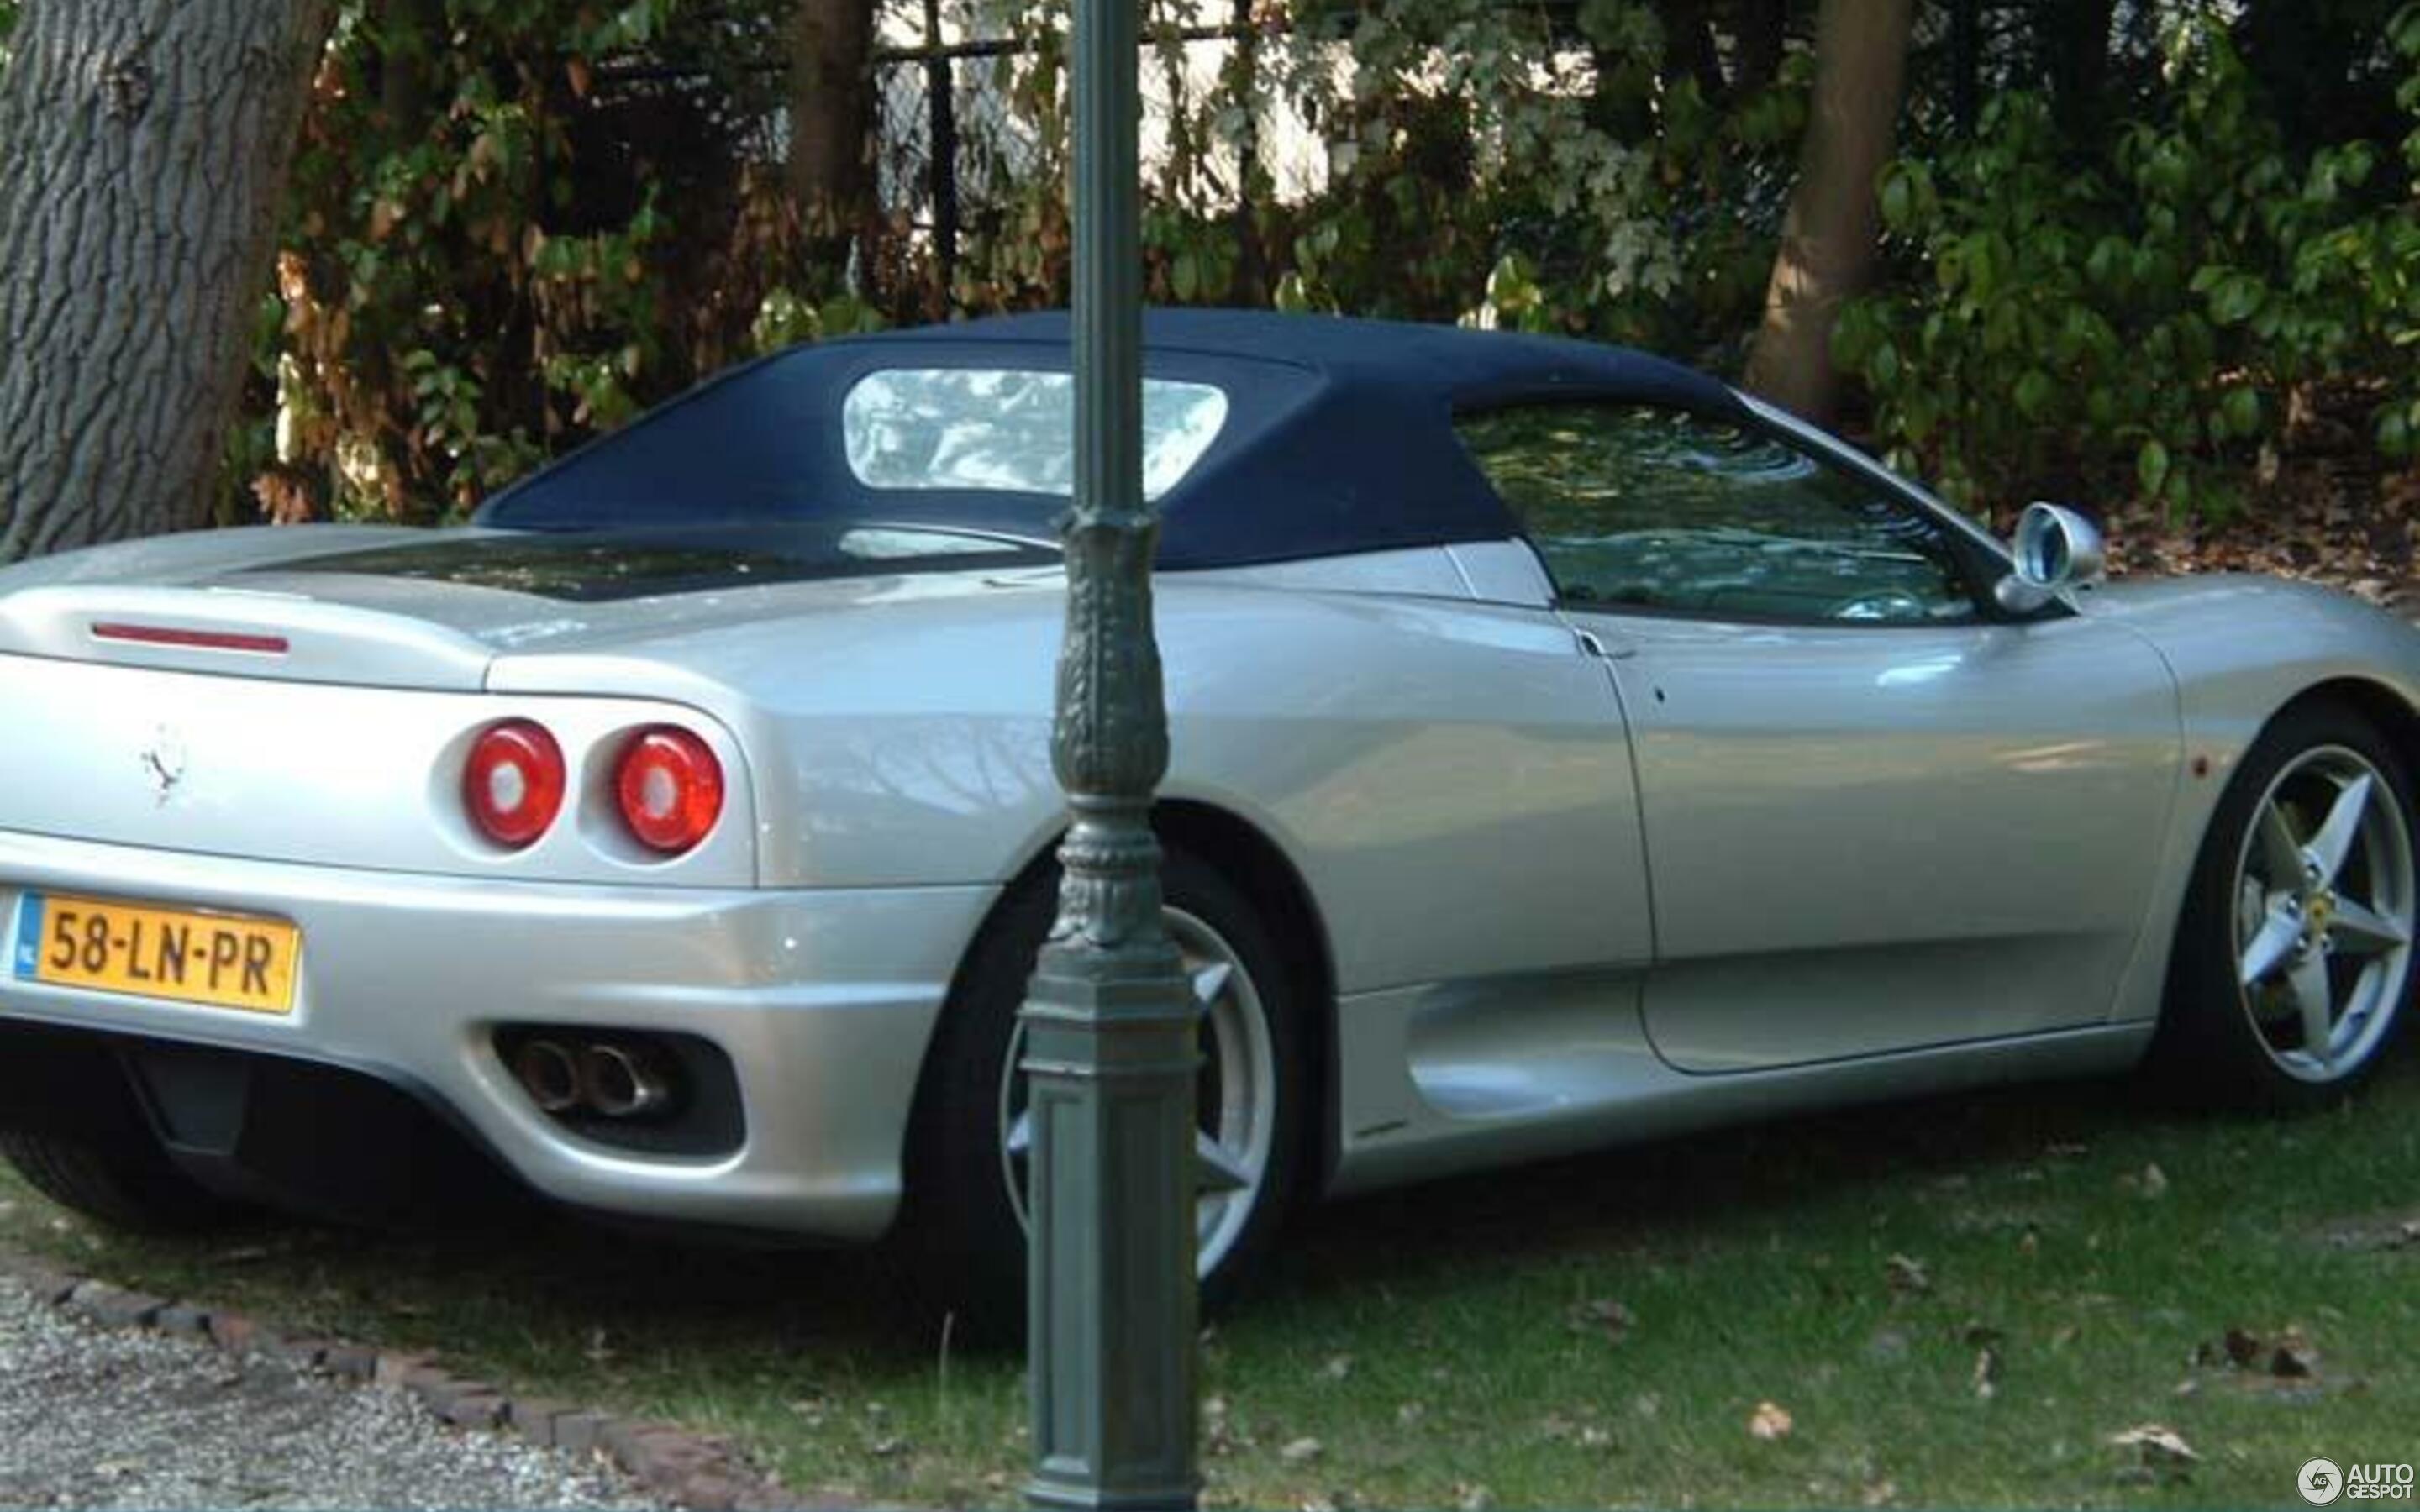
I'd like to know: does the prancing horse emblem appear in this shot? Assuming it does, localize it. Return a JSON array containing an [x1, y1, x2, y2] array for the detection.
[[140, 726, 187, 806]]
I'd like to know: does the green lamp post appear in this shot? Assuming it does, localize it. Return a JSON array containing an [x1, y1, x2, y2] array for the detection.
[[1015, 0, 1200, 1504]]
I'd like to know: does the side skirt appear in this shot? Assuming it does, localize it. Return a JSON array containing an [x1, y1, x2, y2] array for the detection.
[[1325, 973, 2154, 1199]]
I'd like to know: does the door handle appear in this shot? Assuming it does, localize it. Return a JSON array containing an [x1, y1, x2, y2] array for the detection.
[[1573, 627, 1638, 661]]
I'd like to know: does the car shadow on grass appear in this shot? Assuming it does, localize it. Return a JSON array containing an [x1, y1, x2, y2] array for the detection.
[[1262, 1042, 2420, 1310], [13, 1042, 2412, 1370]]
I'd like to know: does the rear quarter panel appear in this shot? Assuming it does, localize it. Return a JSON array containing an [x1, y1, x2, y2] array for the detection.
[[488, 576, 1652, 995]]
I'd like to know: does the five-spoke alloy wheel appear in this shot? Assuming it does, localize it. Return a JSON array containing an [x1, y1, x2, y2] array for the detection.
[[902, 848, 1305, 1339], [2162, 702, 2418, 1105], [997, 904, 1281, 1282]]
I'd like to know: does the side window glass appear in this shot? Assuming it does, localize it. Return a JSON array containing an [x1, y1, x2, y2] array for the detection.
[[1455, 404, 1979, 625]]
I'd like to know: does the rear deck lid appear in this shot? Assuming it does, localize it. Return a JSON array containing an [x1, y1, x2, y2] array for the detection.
[[0, 521, 1057, 689]]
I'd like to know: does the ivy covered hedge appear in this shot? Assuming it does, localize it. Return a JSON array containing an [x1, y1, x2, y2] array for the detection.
[[9, 1, 2417, 530], [1836, 8, 2420, 521]]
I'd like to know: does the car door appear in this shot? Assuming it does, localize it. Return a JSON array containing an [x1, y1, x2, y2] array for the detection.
[[1455, 400, 2182, 1072]]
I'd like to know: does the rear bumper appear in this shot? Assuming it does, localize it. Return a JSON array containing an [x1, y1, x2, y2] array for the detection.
[[0, 829, 997, 1241]]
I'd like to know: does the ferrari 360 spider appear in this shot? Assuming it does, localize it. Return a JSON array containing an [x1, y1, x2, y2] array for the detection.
[[1, 310, 2412, 1320]]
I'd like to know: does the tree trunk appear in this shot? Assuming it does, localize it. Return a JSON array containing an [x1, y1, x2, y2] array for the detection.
[[2044, 0, 2115, 143], [1742, 0, 1912, 424], [0, 1, 330, 563], [1658, 0, 1725, 101], [378, 0, 441, 138], [786, 0, 876, 284], [1949, 0, 1980, 132], [1729, 0, 1789, 97]]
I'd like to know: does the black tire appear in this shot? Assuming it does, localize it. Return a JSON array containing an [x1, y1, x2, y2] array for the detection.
[[0, 1126, 233, 1232], [898, 848, 1309, 1341], [2152, 700, 2419, 1109]]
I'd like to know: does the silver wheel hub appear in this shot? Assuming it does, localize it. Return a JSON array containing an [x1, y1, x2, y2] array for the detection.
[[2230, 745, 2416, 1082], [997, 906, 1276, 1278]]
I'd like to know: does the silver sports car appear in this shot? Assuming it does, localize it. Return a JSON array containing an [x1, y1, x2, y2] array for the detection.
[[2, 310, 2413, 1323]]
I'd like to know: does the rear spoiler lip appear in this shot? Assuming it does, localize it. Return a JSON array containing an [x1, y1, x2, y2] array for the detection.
[[0, 585, 492, 690]]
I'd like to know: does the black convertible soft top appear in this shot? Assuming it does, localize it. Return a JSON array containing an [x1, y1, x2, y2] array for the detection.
[[476, 308, 1745, 569]]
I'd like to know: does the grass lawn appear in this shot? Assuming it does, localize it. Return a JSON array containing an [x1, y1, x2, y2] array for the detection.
[[3, 1048, 2416, 1509]]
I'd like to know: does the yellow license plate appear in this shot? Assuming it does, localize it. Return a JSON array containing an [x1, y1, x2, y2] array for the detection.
[[10, 892, 299, 1015]]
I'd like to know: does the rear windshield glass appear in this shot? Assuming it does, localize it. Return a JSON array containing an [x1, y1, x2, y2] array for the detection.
[[842, 369, 1229, 500], [257, 522, 1056, 602]]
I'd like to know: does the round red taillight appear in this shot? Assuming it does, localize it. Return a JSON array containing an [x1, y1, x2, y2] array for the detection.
[[464, 720, 566, 848], [615, 727, 723, 854]]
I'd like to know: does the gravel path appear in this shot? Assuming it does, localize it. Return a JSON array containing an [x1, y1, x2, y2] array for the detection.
[[0, 1273, 660, 1510]]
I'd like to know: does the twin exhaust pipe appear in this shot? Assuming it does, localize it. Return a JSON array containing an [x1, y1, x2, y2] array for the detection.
[[512, 1037, 675, 1119]]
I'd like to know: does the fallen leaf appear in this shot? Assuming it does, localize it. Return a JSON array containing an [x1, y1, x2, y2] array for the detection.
[[1748, 1401, 1794, 1441], [1281, 1437, 1323, 1466], [2224, 1326, 2262, 1368], [1861, 1479, 1898, 1507], [1884, 1253, 1930, 1296], [2108, 1424, 2199, 1464], [2142, 1163, 2170, 1199], [1204, 1394, 1239, 1456], [2270, 1329, 2320, 1379], [1565, 1298, 1634, 1343], [1319, 1354, 1354, 1383]]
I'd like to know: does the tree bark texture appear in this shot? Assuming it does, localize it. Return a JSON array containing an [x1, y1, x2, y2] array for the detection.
[[786, 0, 876, 275], [0, 0, 331, 564], [1743, 0, 1912, 424]]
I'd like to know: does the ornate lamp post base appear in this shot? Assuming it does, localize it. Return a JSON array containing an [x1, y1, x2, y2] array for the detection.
[[1022, 878, 1198, 1509]]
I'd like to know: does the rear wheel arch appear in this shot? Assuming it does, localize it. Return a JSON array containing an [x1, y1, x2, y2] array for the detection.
[[949, 798, 1337, 1108], [1151, 801, 1336, 1101], [895, 800, 1335, 1322]]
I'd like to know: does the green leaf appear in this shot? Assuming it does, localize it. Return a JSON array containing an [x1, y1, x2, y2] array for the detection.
[[2209, 274, 2264, 326], [2086, 237, 2131, 290], [1879, 169, 1913, 234], [2383, 408, 2414, 459], [1870, 340, 1902, 388], [2222, 386, 2261, 438], [2013, 370, 2054, 419], [2138, 438, 2171, 497]]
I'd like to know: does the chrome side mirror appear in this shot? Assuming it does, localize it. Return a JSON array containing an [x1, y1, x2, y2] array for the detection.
[[1994, 501, 2107, 613]]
